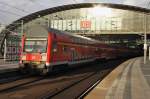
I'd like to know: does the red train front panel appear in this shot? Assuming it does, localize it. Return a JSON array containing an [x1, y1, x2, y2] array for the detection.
[[20, 37, 48, 68]]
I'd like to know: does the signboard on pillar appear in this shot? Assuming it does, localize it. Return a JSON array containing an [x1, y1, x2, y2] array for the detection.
[[144, 43, 147, 50]]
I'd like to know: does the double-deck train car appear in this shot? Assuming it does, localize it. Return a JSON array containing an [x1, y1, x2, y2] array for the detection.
[[19, 25, 141, 74]]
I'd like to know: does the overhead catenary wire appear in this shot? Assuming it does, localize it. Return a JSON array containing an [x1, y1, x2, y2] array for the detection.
[[0, 9, 23, 17], [0, 1, 30, 13], [146, 0, 150, 8], [28, 0, 46, 8], [0, 2, 30, 24], [0, 14, 9, 24], [72, 0, 78, 3], [0, 1, 42, 24], [0, 1, 32, 26]]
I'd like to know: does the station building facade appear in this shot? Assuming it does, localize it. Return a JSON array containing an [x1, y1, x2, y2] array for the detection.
[[14, 4, 150, 35]]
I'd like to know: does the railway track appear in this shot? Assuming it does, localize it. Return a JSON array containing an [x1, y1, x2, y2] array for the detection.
[[0, 59, 126, 99], [0, 76, 44, 93], [0, 70, 19, 80], [0, 69, 39, 84], [45, 69, 109, 99]]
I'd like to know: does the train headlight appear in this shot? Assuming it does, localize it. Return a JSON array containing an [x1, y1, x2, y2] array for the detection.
[[41, 53, 47, 61], [22, 55, 26, 60]]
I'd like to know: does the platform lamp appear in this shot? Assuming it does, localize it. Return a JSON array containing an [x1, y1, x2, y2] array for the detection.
[[21, 20, 24, 36], [143, 12, 147, 64], [149, 43, 150, 60], [143, 1, 150, 64], [147, 2, 150, 61]]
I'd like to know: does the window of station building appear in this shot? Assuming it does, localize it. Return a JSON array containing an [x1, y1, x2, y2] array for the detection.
[[13, 48, 16, 53]]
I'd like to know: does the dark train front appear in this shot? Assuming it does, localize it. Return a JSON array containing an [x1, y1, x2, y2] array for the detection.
[[19, 25, 51, 74]]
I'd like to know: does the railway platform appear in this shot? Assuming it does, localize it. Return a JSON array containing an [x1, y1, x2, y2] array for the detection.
[[85, 57, 150, 99], [0, 59, 18, 73]]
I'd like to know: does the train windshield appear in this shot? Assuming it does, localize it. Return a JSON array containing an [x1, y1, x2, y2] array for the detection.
[[24, 39, 47, 53]]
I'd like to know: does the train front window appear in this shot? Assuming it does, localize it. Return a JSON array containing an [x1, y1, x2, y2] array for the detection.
[[24, 40, 47, 53]]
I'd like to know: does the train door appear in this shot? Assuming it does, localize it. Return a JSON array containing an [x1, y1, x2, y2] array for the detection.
[[71, 48, 75, 61]]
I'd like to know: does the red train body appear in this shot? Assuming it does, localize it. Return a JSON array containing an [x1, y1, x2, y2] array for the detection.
[[19, 25, 140, 74]]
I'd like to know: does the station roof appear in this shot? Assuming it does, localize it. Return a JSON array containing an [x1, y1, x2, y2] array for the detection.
[[2, 3, 150, 33], [0, 0, 150, 25], [14, 3, 150, 24]]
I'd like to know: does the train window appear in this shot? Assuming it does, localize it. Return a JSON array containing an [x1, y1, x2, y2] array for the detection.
[[63, 45, 67, 52], [53, 42, 57, 52], [96, 48, 98, 51], [54, 34, 57, 39]]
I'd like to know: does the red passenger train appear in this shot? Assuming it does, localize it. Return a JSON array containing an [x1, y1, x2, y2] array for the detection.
[[19, 25, 140, 74]]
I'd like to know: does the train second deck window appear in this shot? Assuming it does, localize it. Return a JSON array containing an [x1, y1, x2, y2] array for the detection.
[[53, 42, 57, 52], [63, 45, 67, 52]]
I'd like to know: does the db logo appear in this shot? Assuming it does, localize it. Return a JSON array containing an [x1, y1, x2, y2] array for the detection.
[[31, 56, 36, 60], [80, 20, 91, 28]]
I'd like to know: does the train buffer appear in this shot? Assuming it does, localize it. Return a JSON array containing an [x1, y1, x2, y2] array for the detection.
[[85, 57, 150, 99]]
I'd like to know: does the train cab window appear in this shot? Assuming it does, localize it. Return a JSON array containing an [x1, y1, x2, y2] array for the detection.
[[24, 40, 47, 53], [53, 42, 57, 52]]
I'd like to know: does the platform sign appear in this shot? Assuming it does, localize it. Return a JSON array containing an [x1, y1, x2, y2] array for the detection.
[[80, 20, 91, 28]]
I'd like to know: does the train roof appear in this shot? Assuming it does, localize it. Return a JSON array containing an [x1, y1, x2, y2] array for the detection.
[[25, 25, 101, 44], [48, 28, 100, 44], [25, 25, 49, 37]]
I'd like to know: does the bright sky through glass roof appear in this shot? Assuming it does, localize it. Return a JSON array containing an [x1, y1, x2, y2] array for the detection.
[[0, 0, 149, 25]]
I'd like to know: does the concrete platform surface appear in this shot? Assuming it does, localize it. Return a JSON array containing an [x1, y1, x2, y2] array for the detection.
[[0, 59, 18, 73], [85, 57, 150, 99]]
